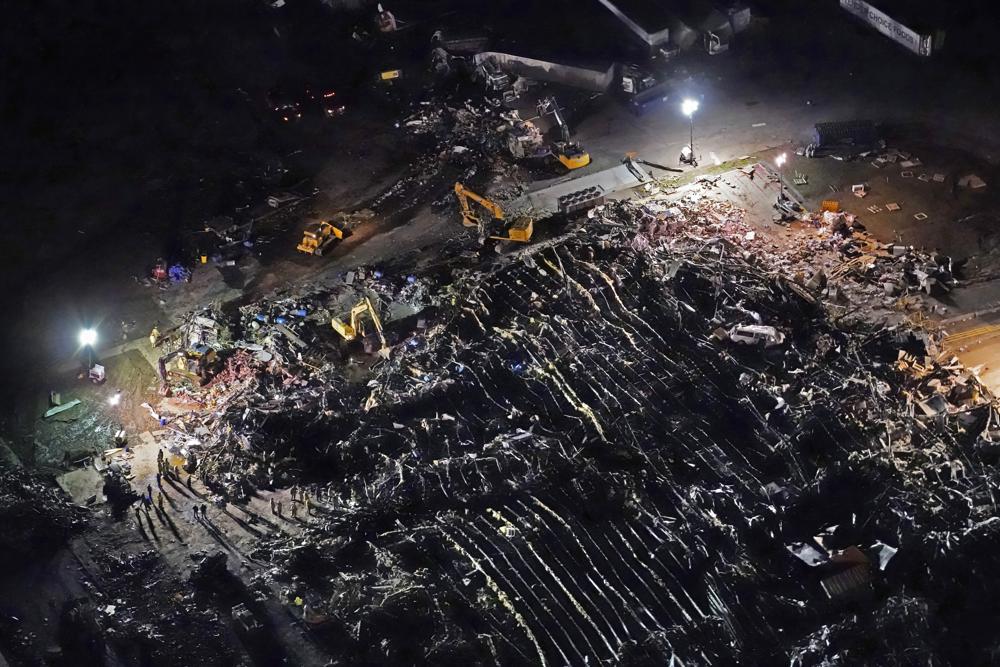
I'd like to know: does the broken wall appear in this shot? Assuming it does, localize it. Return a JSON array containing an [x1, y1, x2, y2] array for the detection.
[[473, 51, 616, 93]]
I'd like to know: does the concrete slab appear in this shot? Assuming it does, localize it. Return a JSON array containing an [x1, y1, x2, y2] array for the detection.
[[43, 399, 81, 419], [519, 163, 646, 215], [56, 466, 104, 505]]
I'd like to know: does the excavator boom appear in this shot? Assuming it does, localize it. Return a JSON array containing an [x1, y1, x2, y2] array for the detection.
[[454, 182, 504, 228], [536, 96, 590, 170], [453, 181, 534, 243], [332, 296, 390, 357]]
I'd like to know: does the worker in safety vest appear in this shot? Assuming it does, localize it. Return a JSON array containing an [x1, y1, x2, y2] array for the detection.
[[149, 325, 160, 347]]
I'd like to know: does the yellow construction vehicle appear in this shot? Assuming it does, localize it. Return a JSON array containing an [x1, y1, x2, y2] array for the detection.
[[157, 345, 218, 388], [332, 296, 390, 358], [453, 182, 534, 242], [554, 144, 591, 170], [536, 96, 590, 170], [297, 220, 347, 256]]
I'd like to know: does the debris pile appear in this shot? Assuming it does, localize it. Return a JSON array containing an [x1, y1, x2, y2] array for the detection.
[[174, 193, 1000, 664], [401, 99, 506, 158], [0, 462, 87, 565]]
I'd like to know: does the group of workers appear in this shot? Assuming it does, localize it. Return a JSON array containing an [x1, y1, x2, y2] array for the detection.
[[135, 449, 339, 538], [134, 449, 203, 530], [270, 485, 310, 520]]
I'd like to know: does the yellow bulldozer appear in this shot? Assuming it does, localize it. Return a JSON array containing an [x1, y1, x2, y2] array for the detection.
[[297, 220, 347, 256], [331, 296, 390, 358], [454, 182, 534, 242]]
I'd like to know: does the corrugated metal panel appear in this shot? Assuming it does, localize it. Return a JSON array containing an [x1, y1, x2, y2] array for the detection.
[[821, 565, 872, 600]]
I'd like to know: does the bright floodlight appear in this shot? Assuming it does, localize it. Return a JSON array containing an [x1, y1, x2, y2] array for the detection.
[[775, 153, 787, 167], [79, 328, 97, 347], [681, 98, 699, 117]]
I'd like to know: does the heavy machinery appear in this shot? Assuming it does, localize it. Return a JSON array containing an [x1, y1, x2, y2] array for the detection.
[[453, 182, 534, 242], [332, 296, 390, 358], [297, 220, 347, 256], [157, 346, 218, 389], [535, 96, 590, 170]]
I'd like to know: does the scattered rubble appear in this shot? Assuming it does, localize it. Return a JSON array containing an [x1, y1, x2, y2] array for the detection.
[[110, 181, 998, 663], [0, 463, 87, 565]]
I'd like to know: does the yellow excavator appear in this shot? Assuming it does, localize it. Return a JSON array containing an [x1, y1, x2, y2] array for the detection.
[[536, 96, 590, 170], [297, 220, 348, 256], [331, 296, 390, 358], [454, 182, 534, 242], [157, 345, 218, 389]]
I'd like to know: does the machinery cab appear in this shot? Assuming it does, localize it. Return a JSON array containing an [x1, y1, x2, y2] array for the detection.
[[506, 217, 534, 243], [555, 143, 590, 170]]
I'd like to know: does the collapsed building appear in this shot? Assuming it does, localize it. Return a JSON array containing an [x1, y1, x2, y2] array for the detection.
[[595, 0, 751, 54], [145, 186, 1000, 664]]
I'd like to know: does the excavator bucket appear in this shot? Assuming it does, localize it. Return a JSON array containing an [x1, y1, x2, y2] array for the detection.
[[455, 182, 504, 230]]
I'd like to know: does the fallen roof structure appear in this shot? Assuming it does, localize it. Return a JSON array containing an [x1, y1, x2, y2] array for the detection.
[[173, 179, 1000, 664], [595, 0, 751, 52], [472, 51, 616, 93], [594, 0, 673, 48]]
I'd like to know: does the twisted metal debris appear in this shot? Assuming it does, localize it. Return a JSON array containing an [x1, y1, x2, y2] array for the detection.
[[194, 194, 1000, 664]]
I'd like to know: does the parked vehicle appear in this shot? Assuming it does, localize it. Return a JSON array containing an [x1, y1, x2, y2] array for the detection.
[[728, 325, 785, 347]]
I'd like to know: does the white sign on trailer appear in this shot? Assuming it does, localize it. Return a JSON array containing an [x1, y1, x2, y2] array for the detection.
[[840, 0, 933, 56]]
